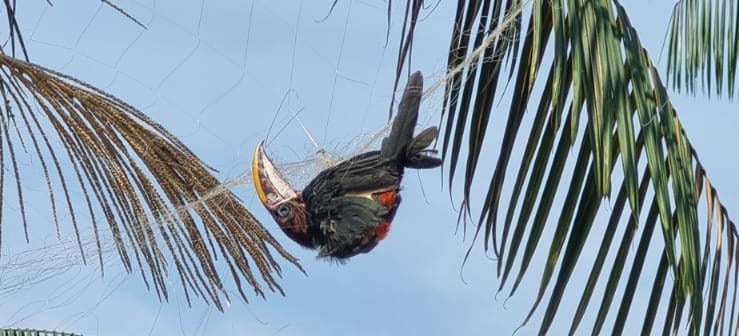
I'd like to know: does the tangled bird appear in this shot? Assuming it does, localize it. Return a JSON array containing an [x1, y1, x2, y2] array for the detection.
[[252, 71, 442, 259]]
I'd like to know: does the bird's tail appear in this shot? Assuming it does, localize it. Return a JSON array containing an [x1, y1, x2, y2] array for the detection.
[[380, 71, 442, 169]]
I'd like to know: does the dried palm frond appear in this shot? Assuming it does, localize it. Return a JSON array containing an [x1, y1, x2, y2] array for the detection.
[[0, 52, 302, 310]]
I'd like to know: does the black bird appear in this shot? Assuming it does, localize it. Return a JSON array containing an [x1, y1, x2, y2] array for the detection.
[[252, 71, 442, 259]]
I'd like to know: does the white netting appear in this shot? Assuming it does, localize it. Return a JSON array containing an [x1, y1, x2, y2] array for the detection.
[[0, 0, 527, 334], [1, 0, 412, 332]]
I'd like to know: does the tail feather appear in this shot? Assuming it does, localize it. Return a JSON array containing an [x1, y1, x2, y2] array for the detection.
[[381, 71, 423, 159], [380, 71, 441, 170], [405, 126, 443, 169]]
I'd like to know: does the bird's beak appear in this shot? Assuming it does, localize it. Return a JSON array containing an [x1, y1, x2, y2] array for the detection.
[[252, 140, 298, 210]]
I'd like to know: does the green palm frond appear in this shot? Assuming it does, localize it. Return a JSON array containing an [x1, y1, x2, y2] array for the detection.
[[390, 0, 423, 120], [1, 329, 81, 336], [0, 53, 301, 310], [2, 0, 29, 60], [100, 0, 147, 29], [667, 0, 739, 97], [396, 0, 739, 334]]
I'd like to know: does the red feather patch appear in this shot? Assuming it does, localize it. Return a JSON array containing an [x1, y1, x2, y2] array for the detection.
[[375, 190, 398, 208], [373, 221, 391, 241], [371, 190, 398, 241]]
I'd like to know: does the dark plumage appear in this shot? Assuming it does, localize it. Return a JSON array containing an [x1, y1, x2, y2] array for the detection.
[[253, 71, 441, 259]]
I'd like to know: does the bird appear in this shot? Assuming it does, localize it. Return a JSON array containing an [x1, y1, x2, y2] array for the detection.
[[252, 71, 442, 260]]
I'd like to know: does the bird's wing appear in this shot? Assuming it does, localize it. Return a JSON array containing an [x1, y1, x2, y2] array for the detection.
[[303, 150, 400, 197]]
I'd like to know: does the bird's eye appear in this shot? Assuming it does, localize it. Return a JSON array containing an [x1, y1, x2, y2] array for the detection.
[[276, 203, 291, 218]]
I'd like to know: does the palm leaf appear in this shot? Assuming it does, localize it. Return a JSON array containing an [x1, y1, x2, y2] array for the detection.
[[1, 329, 81, 336], [0, 2, 302, 310], [666, 0, 739, 97], [0, 52, 301, 310], [396, 0, 739, 334], [2, 0, 28, 60]]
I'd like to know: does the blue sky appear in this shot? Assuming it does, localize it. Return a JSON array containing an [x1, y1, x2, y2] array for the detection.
[[1, 1, 738, 335]]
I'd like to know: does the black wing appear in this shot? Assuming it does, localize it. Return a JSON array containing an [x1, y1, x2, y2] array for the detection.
[[302, 150, 401, 199]]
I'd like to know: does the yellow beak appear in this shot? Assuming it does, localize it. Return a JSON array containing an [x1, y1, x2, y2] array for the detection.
[[251, 140, 298, 209]]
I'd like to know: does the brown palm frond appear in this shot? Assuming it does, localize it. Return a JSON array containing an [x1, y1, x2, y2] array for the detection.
[[0, 52, 301, 310]]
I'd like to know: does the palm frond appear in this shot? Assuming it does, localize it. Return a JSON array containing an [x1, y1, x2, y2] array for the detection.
[[100, 0, 147, 29], [0, 53, 301, 310], [666, 0, 739, 97], [2, 0, 29, 60], [389, 0, 423, 121], [396, 0, 739, 333], [1, 1, 143, 60], [1, 329, 81, 336]]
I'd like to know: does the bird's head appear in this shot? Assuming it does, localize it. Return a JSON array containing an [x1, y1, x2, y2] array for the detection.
[[252, 141, 313, 248]]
